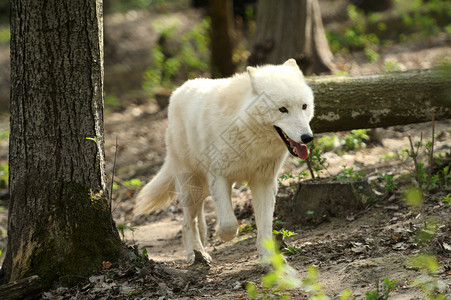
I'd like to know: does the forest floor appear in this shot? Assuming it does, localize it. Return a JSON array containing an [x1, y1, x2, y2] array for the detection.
[[0, 3, 450, 300]]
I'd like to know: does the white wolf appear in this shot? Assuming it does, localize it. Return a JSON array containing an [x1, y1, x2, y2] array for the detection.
[[136, 58, 314, 263]]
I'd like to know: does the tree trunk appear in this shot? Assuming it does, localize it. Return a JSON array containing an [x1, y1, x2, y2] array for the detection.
[[249, 0, 335, 75], [209, 0, 236, 78], [3, 0, 122, 288], [307, 68, 451, 133]]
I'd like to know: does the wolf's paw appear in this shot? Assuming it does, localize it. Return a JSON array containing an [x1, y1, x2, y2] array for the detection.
[[187, 250, 212, 266], [217, 222, 238, 242]]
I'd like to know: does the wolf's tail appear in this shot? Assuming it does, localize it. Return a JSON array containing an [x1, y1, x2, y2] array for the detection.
[[135, 162, 176, 215]]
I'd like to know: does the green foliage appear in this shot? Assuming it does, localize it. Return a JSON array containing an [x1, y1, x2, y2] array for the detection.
[[327, 5, 380, 62], [106, 272, 115, 280], [378, 173, 398, 192], [118, 223, 137, 241], [336, 166, 365, 182], [343, 129, 369, 151], [443, 193, 451, 205], [365, 277, 396, 300], [246, 239, 302, 299], [143, 18, 210, 97], [397, 0, 451, 37], [404, 186, 424, 208], [327, 0, 451, 62], [113, 0, 181, 12], [85, 136, 102, 143], [0, 26, 10, 43], [273, 228, 296, 241], [304, 141, 331, 179], [124, 178, 142, 188], [381, 60, 404, 73], [105, 94, 121, 111], [317, 135, 339, 152], [130, 248, 148, 267], [0, 130, 9, 139], [408, 254, 450, 298], [123, 290, 133, 297], [0, 164, 8, 188], [278, 170, 309, 186], [239, 223, 257, 235], [284, 246, 299, 256]]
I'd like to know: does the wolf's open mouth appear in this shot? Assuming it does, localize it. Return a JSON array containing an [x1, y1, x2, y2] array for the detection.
[[274, 126, 309, 160]]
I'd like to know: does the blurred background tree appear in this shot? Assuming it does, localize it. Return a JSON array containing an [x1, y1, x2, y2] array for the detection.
[[248, 0, 335, 75]]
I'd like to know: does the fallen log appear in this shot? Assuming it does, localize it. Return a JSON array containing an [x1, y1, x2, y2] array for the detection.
[[306, 68, 451, 133], [0, 275, 42, 300]]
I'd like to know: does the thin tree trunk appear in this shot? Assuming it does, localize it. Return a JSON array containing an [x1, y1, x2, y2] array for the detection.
[[307, 68, 451, 133], [3, 0, 122, 288], [249, 0, 335, 75], [209, 0, 236, 78]]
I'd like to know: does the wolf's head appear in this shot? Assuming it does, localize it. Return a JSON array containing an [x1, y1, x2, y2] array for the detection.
[[246, 58, 314, 160]]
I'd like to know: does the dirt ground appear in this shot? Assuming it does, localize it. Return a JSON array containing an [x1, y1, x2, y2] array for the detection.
[[97, 108, 451, 300], [0, 3, 450, 300]]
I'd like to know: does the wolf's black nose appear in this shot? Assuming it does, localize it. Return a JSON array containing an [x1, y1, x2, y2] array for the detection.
[[301, 134, 314, 144]]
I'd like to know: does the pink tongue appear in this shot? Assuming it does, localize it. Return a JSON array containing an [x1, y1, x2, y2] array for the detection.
[[289, 139, 309, 160]]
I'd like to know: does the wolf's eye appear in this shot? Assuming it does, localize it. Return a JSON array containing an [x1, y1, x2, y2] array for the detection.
[[302, 104, 308, 110], [279, 107, 288, 113]]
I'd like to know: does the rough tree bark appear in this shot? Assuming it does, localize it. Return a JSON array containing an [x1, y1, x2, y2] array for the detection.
[[209, 0, 236, 78], [2, 0, 122, 288], [307, 68, 451, 133], [249, 0, 335, 75]]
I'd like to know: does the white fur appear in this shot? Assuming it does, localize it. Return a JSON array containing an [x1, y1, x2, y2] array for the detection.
[[135, 59, 314, 263]]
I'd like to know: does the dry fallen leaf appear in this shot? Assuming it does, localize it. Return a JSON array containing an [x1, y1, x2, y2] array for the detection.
[[102, 261, 112, 269]]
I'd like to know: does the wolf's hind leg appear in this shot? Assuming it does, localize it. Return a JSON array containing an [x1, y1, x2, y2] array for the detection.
[[176, 173, 211, 263]]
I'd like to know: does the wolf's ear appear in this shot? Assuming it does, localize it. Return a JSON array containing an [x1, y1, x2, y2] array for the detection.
[[283, 58, 299, 69], [247, 66, 258, 93], [283, 58, 304, 77]]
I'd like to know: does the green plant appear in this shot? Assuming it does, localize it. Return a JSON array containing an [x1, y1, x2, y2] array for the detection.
[[0, 130, 9, 139], [0, 164, 8, 189], [408, 254, 449, 298], [284, 246, 299, 256], [85, 136, 102, 143], [443, 193, 451, 206], [378, 173, 398, 193], [382, 60, 404, 73], [404, 186, 424, 208], [304, 141, 331, 179], [239, 223, 256, 235], [246, 239, 302, 300], [118, 224, 137, 241], [335, 166, 365, 182], [317, 135, 339, 152], [106, 272, 115, 280], [143, 18, 210, 97], [104, 94, 121, 111], [365, 277, 396, 300], [130, 248, 148, 267], [278, 170, 309, 186], [0, 26, 10, 43], [326, 5, 380, 62], [343, 129, 369, 151], [124, 178, 143, 189], [273, 228, 296, 241]]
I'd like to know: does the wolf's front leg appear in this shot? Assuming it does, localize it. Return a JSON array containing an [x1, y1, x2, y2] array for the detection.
[[208, 175, 238, 242], [250, 180, 277, 257]]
